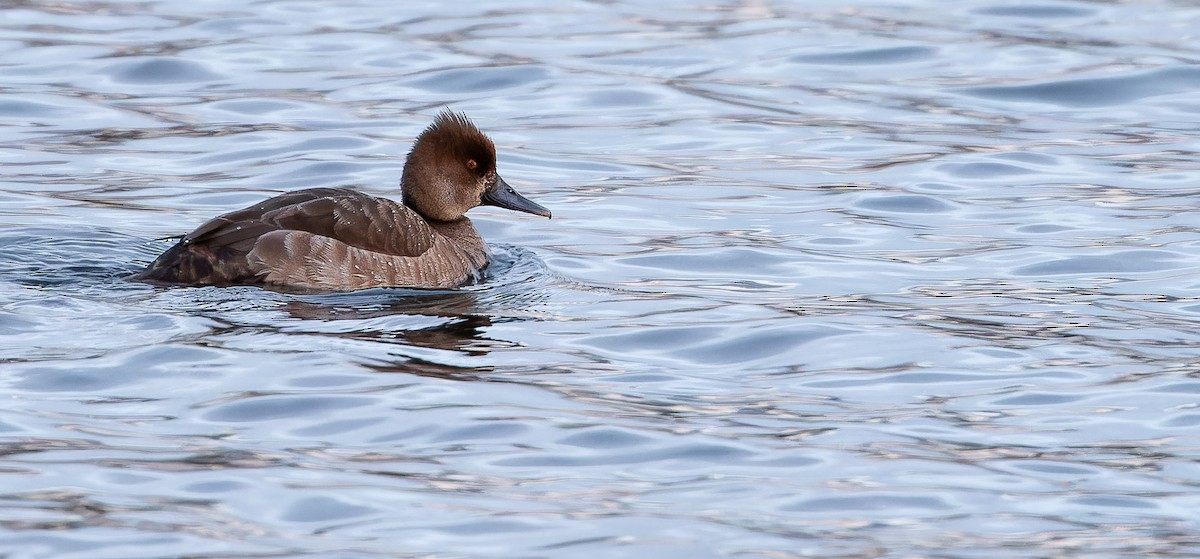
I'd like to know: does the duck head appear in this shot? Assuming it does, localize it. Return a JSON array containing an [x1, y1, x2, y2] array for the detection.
[[401, 110, 551, 222]]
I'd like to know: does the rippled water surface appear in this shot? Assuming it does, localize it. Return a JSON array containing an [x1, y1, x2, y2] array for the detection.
[[3, 1, 1200, 557]]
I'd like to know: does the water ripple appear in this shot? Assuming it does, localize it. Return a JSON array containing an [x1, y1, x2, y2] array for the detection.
[[3, 0, 1200, 558]]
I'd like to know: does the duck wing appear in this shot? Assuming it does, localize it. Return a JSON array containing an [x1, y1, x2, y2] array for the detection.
[[134, 188, 453, 288], [186, 188, 436, 258]]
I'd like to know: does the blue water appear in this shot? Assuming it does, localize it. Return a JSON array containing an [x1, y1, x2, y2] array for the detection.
[[3, 1, 1200, 557]]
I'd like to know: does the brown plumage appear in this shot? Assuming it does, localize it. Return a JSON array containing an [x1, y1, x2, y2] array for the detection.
[[131, 111, 551, 291]]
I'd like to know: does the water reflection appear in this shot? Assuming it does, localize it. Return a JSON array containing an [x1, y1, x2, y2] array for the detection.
[[281, 294, 500, 379]]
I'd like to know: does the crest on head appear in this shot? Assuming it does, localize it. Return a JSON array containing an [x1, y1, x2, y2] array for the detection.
[[417, 110, 496, 177], [402, 110, 499, 221], [400, 110, 550, 222]]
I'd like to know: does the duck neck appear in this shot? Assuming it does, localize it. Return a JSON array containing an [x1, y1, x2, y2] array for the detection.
[[428, 217, 489, 268]]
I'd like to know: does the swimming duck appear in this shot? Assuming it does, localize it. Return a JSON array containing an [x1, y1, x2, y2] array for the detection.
[[131, 110, 550, 290]]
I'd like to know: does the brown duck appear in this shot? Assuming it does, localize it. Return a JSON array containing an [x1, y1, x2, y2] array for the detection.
[[131, 111, 550, 290]]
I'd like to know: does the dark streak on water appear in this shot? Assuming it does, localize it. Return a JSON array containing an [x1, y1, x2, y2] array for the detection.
[[3, 1, 1200, 558]]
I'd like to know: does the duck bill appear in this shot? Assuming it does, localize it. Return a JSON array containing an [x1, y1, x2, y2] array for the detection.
[[482, 175, 551, 218]]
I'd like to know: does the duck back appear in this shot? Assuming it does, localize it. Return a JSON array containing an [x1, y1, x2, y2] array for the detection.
[[131, 188, 490, 290]]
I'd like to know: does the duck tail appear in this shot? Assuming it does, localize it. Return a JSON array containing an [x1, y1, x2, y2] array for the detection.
[[127, 238, 192, 284]]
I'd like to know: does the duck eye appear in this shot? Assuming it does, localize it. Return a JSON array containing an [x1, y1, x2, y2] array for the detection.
[[465, 159, 478, 171]]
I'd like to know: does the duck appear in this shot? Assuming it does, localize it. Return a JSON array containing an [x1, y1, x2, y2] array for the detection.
[[130, 110, 550, 291]]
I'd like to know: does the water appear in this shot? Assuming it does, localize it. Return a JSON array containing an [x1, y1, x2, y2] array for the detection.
[[2, 0, 1200, 557]]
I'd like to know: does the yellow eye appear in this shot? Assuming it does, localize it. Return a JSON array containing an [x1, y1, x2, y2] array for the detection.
[[466, 159, 477, 171]]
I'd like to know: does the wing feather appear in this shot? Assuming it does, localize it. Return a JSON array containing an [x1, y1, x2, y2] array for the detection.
[[184, 188, 436, 258], [135, 187, 483, 289]]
